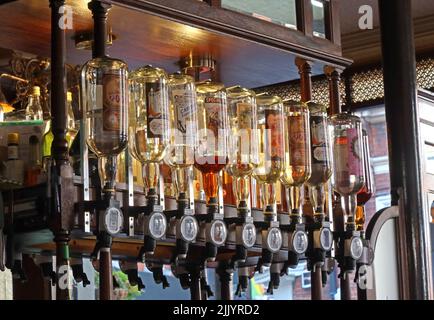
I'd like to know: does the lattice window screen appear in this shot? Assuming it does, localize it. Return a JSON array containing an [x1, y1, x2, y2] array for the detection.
[[253, 57, 434, 107], [417, 58, 434, 90]]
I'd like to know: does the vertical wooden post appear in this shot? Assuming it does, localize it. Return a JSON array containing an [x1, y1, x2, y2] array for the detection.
[[379, 0, 431, 300], [324, 65, 352, 300], [88, 0, 114, 301], [296, 57, 323, 300], [50, 0, 68, 165], [324, 66, 342, 115], [49, 0, 72, 300]]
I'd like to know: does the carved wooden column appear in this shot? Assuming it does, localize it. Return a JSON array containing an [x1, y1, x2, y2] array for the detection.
[[295, 57, 324, 300], [379, 0, 431, 300], [88, 0, 114, 301], [324, 65, 353, 300], [49, 0, 74, 300]]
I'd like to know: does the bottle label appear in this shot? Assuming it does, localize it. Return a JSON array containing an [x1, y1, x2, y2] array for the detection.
[[310, 116, 328, 164], [347, 128, 362, 174], [236, 103, 252, 130], [146, 83, 165, 138], [334, 128, 362, 189], [172, 88, 196, 143], [135, 129, 147, 155], [102, 73, 121, 132], [8, 145, 18, 160], [204, 96, 223, 138], [288, 115, 307, 166], [265, 110, 284, 161]]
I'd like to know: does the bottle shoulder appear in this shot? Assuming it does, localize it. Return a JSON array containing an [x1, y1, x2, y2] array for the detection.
[[83, 56, 128, 71]]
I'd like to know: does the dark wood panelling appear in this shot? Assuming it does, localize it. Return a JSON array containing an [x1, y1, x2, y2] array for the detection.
[[0, 0, 351, 88]]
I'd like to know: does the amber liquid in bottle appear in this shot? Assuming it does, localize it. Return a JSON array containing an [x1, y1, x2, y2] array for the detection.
[[194, 156, 227, 201]]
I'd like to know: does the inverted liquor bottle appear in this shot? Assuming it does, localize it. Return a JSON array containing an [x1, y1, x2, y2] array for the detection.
[[165, 72, 198, 197], [305, 103, 334, 270], [356, 129, 375, 231], [226, 86, 260, 258], [82, 56, 128, 192], [166, 72, 200, 254], [252, 94, 285, 257], [280, 100, 312, 221], [305, 102, 333, 217], [129, 65, 171, 196], [226, 86, 259, 209], [194, 80, 229, 204], [331, 112, 365, 226], [194, 80, 229, 259]]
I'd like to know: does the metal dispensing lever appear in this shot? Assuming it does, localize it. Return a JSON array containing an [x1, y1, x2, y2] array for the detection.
[[70, 258, 91, 287], [254, 206, 283, 270], [280, 215, 308, 269], [119, 260, 145, 291], [335, 216, 364, 281], [224, 199, 257, 267], [164, 176, 198, 264], [146, 261, 170, 290], [123, 159, 167, 262], [33, 255, 57, 286], [135, 187, 167, 262], [196, 172, 228, 263], [80, 196, 123, 261], [306, 214, 334, 273]]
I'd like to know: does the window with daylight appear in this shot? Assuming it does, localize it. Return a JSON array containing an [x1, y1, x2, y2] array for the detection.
[[221, 0, 298, 30]]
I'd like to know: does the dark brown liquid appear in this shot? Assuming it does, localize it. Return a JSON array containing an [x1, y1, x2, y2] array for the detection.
[[357, 186, 372, 206], [194, 156, 227, 200]]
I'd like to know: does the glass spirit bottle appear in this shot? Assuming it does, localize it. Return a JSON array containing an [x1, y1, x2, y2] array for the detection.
[[165, 72, 198, 197], [4, 133, 24, 184], [42, 113, 53, 172], [25, 135, 43, 186], [25, 86, 43, 121], [194, 80, 230, 257], [194, 80, 229, 203], [331, 112, 365, 225], [129, 65, 171, 196], [226, 85, 260, 255], [226, 86, 259, 209], [280, 100, 311, 220], [305, 102, 333, 217], [253, 94, 285, 257], [82, 55, 128, 192], [66, 91, 78, 148], [253, 95, 285, 212], [356, 129, 375, 231], [166, 72, 200, 255]]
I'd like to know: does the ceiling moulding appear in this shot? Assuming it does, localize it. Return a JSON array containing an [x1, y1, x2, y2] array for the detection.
[[342, 14, 434, 65]]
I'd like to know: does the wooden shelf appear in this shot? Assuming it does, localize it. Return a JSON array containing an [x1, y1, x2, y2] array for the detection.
[[0, 0, 351, 88]]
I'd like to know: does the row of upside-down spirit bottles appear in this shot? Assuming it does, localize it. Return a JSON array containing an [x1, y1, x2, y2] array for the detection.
[[78, 51, 374, 255]]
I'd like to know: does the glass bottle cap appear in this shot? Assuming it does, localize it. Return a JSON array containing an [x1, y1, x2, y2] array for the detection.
[[7, 132, 19, 145], [32, 86, 40, 96]]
